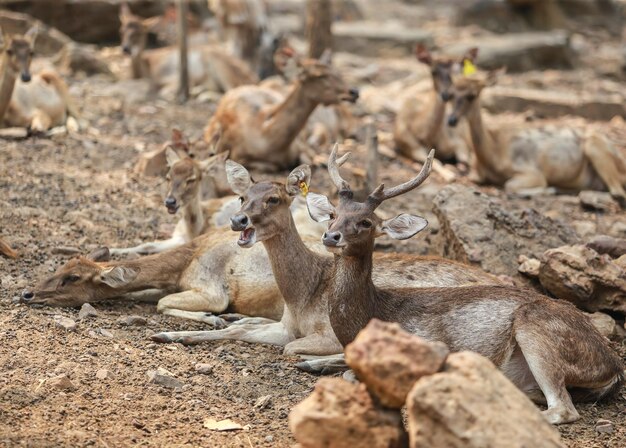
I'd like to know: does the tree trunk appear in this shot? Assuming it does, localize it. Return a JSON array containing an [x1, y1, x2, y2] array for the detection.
[[306, 0, 332, 59], [176, 0, 189, 102]]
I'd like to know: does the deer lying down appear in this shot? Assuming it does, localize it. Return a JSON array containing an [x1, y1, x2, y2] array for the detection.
[[119, 4, 258, 96], [0, 27, 77, 132], [304, 147, 624, 425], [203, 51, 359, 172], [448, 70, 626, 202], [150, 158, 500, 363]]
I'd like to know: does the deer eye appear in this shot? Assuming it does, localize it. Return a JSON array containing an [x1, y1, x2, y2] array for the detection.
[[239, 196, 244, 204], [186, 178, 196, 184], [359, 220, 372, 228], [6, 49, 13, 56], [466, 94, 476, 101], [62, 275, 80, 286], [267, 196, 280, 205]]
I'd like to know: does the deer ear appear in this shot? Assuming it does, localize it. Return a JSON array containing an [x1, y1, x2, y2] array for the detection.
[[485, 67, 505, 86], [206, 130, 222, 153], [463, 47, 479, 63], [306, 192, 335, 222], [225, 160, 252, 195], [120, 3, 132, 22], [87, 247, 110, 262], [415, 44, 432, 65], [24, 25, 39, 49], [381, 214, 427, 240], [98, 266, 138, 288], [199, 150, 229, 176], [319, 49, 332, 65], [285, 164, 311, 196], [165, 147, 181, 168]]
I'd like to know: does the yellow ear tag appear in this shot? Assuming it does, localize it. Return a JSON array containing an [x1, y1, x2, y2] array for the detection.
[[463, 59, 476, 76], [299, 181, 309, 197]]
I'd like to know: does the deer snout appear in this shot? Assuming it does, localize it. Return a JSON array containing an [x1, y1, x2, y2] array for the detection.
[[447, 115, 459, 127], [164, 197, 178, 214], [230, 214, 249, 231], [122, 46, 132, 55], [20, 72, 31, 83], [22, 290, 34, 302], [441, 91, 452, 102], [348, 88, 359, 102], [322, 231, 343, 247]]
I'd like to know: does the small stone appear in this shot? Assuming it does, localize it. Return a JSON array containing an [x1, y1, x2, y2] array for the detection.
[[78, 303, 98, 320], [195, 363, 214, 375], [254, 395, 272, 409], [579, 191, 617, 212], [147, 367, 184, 389], [595, 419, 614, 434], [118, 315, 148, 326], [54, 316, 77, 332], [264, 435, 274, 443], [51, 246, 81, 255], [98, 329, 115, 338], [584, 312, 617, 339], [47, 374, 77, 391], [518, 255, 540, 277], [95, 369, 112, 380]]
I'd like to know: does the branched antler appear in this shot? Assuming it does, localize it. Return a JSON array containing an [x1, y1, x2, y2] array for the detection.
[[328, 143, 351, 193]]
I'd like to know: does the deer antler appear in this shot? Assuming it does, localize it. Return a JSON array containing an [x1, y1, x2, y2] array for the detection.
[[368, 149, 435, 206], [328, 143, 351, 193]]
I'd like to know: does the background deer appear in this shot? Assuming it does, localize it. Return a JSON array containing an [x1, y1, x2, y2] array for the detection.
[[306, 147, 624, 425], [448, 70, 626, 202], [0, 26, 77, 132], [151, 156, 500, 364], [394, 45, 476, 168], [203, 51, 359, 172], [119, 3, 258, 96]]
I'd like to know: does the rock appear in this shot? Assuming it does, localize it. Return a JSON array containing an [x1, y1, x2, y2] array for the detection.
[[95, 369, 113, 380], [572, 220, 597, 238], [579, 191, 618, 212], [482, 86, 626, 121], [54, 316, 77, 332], [78, 303, 98, 320], [118, 315, 148, 326], [518, 255, 541, 277], [254, 395, 272, 409], [47, 374, 77, 391], [537, 244, 626, 313], [609, 221, 626, 239], [583, 312, 617, 339], [57, 42, 114, 77], [595, 419, 614, 434], [433, 185, 579, 279], [147, 367, 184, 389], [332, 21, 432, 57], [587, 235, 626, 258], [289, 378, 406, 448], [445, 31, 573, 72], [407, 352, 564, 448], [345, 319, 448, 408], [98, 328, 115, 338], [195, 363, 214, 375], [0, 10, 70, 56]]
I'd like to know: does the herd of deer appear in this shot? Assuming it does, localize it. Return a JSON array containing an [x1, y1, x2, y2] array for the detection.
[[2, 0, 625, 428]]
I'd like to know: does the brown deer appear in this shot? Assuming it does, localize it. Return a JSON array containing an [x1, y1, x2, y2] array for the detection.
[[448, 70, 626, 202], [305, 147, 624, 424], [150, 156, 500, 362], [119, 3, 258, 96], [203, 51, 359, 172], [0, 26, 77, 132], [0, 237, 17, 259]]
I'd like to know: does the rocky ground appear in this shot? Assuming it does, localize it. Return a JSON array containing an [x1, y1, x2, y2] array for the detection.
[[1, 0, 626, 446]]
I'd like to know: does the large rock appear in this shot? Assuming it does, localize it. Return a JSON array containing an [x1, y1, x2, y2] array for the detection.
[[0, 10, 70, 56], [444, 31, 574, 72], [332, 21, 432, 57], [433, 185, 579, 279], [537, 244, 626, 313], [407, 352, 564, 448], [482, 86, 626, 121], [345, 319, 448, 409], [289, 378, 406, 448]]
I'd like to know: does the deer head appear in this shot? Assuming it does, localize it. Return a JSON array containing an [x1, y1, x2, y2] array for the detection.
[[226, 161, 311, 247], [447, 69, 502, 127], [0, 25, 38, 82], [415, 44, 478, 103], [119, 3, 148, 56], [21, 248, 139, 307], [307, 145, 433, 257], [296, 50, 359, 106]]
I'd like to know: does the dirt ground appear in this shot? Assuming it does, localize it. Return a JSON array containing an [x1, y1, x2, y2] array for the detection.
[[1, 1, 626, 446]]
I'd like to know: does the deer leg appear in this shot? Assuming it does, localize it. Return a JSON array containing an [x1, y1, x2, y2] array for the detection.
[[157, 289, 231, 327], [283, 333, 343, 356], [109, 236, 186, 256], [296, 354, 347, 374], [583, 133, 626, 201], [30, 110, 53, 133], [151, 321, 292, 346], [504, 170, 548, 194]]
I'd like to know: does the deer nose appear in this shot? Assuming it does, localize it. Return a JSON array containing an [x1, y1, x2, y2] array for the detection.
[[22, 290, 34, 301], [230, 214, 249, 231], [348, 88, 359, 101], [441, 91, 452, 102], [164, 197, 177, 207], [322, 231, 342, 246], [21, 72, 31, 83], [448, 115, 459, 127], [122, 46, 132, 55]]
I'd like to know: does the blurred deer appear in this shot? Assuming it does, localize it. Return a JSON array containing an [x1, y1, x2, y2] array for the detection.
[[0, 26, 77, 132], [394, 45, 476, 167], [305, 147, 624, 424], [119, 3, 257, 96], [203, 50, 359, 172], [448, 70, 626, 202]]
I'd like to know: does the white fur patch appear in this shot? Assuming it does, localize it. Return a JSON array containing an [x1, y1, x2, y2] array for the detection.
[[381, 214, 428, 240]]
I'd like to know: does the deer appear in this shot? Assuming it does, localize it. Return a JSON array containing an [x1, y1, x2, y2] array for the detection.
[[304, 146, 624, 425], [447, 70, 626, 203], [0, 237, 17, 259], [119, 3, 258, 96], [0, 26, 77, 132], [203, 50, 359, 172], [394, 45, 476, 171], [149, 153, 501, 366]]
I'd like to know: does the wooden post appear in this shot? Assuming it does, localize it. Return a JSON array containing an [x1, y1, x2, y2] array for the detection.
[[177, 0, 189, 102], [365, 124, 378, 195], [306, 0, 332, 59]]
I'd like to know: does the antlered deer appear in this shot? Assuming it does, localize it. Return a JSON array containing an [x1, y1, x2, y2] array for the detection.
[[305, 147, 624, 424]]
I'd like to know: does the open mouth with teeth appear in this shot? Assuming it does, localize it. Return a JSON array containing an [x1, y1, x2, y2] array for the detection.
[[166, 204, 179, 214], [238, 227, 257, 247]]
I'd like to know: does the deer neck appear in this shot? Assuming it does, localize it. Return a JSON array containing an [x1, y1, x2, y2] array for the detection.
[[130, 45, 149, 79], [181, 193, 205, 239], [329, 242, 379, 346], [424, 89, 446, 145], [261, 213, 327, 309], [262, 82, 318, 150], [0, 53, 17, 123]]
